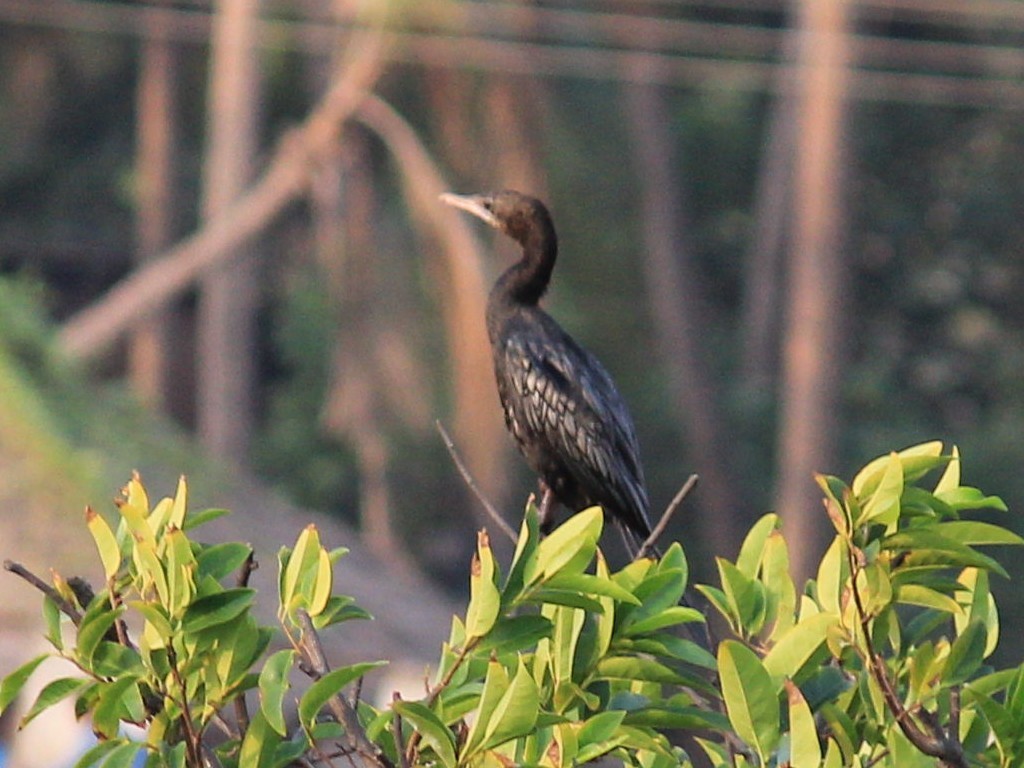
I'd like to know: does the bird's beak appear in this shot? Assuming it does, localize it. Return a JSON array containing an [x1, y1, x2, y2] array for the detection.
[[439, 192, 499, 229]]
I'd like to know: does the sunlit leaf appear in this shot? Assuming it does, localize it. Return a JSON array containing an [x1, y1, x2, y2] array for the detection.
[[181, 588, 254, 633], [763, 612, 837, 684], [536, 507, 601, 579], [466, 531, 502, 639], [85, 508, 122, 580], [735, 513, 779, 578], [19, 677, 91, 728], [0, 654, 48, 714], [394, 699, 457, 768], [258, 649, 295, 736], [895, 584, 962, 615], [786, 680, 821, 768], [944, 619, 987, 686], [718, 640, 780, 765], [859, 452, 903, 527], [480, 658, 540, 750], [297, 661, 387, 728]]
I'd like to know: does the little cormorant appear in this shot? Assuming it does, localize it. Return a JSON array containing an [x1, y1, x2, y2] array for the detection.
[[440, 190, 655, 557]]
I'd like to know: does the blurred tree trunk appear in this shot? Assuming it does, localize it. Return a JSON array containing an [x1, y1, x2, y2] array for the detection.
[[622, 78, 744, 560], [775, 0, 852, 583], [130, 0, 180, 414], [739, 51, 798, 394], [197, 0, 262, 467]]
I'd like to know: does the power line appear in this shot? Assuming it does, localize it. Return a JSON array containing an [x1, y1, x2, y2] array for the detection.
[[0, 0, 1021, 109]]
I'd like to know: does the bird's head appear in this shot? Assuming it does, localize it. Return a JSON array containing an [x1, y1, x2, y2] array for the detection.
[[440, 190, 552, 246]]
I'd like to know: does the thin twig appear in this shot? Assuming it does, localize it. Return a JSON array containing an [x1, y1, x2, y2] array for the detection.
[[846, 545, 967, 767], [635, 473, 698, 559], [435, 420, 518, 543], [4, 560, 82, 624], [391, 693, 410, 768], [233, 550, 257, 733], [297, 609, 393, 768]]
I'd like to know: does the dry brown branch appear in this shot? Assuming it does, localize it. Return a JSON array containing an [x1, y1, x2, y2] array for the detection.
[[297, 609, 393, 768], [4, 560, 82, 624], [58, 26, 387, 362], [435, 421, 517, 544], [354, 93, 508, 510], [635, 473, 698, 560]]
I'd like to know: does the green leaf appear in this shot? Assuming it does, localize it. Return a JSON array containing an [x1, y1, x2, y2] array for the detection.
[[543, 572, 641, 605], [718, 559, 766, 635], [463, 659, 510, 758], [815, 538, 848, 615], [934, 445, 960, 495], [718, 640, 780, 765], [394, 699, 457, 768], [181, 588, 255, 633], [168, 475, 188, 529], [503, 502, 541, 600], [762, 531, 797, 641], [196, 542, 254, 582], [258, 649, 295, 736], [528, 588, 604, 613], [935, 521, 1024, 546], [19, 676, 91, 728], [944, 619, 987, 686], [465, 531, 501, 639], [956, 568, 999, 658], [181, 506, 229, 531], [935, 487, 1008, 512], [93, 676, 142, 739], [86, 507, 122, 580], [762, 612, 837, 684], [76, 601, 124, 668], [86, 740, 144, 768], [480, 658, 540, 750], [535, 506, 601, 579], [858, 452, 903, 527], [475, 615, 553, 653], [281, 525, 320, 613], [894, 584, 963, 615], [786, 680, 822, 768], [0, 654, 48, 714], [593, 656, 690, 685], [852, 441, 943, 498], [882, 530, 1008, 577], [735, 513, 779, 578], [622, 605, 703, 636], [297, 661, 387, 728], [238, 708, 280, 768], [306, 546, 333, 617]]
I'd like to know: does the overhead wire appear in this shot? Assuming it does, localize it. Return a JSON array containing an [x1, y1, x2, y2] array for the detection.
[[0, 0, 1021, 109]]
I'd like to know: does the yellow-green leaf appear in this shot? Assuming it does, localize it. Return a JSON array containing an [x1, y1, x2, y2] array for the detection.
[[786, 680, 821, 768], [718, 640, 780, 764], [86, 507, 121, 580]]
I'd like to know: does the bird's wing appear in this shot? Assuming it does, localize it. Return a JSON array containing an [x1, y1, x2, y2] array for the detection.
[[500, 322, 651, 534]]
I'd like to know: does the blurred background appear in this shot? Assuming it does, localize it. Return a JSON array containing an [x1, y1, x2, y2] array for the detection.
[[1, 0, 1024, 762]]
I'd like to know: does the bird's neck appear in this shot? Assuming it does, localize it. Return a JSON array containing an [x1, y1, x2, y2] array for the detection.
[[491, 221, 557, 309]]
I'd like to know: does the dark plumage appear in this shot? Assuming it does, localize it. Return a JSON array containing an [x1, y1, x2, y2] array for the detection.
[[440, 190, 655, 556]]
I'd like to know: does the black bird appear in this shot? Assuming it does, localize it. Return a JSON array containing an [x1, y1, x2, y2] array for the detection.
[[440, 190, 656, 557]]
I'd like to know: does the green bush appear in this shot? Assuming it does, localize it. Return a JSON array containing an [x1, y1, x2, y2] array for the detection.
[[2, 441, 1022, 767]]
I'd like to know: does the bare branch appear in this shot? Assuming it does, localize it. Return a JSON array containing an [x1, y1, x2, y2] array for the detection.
[[435, 420, 518, 544], [4, 560, 82, 625], [635, 474, 698, 560], [297, 609, 393, 768]]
